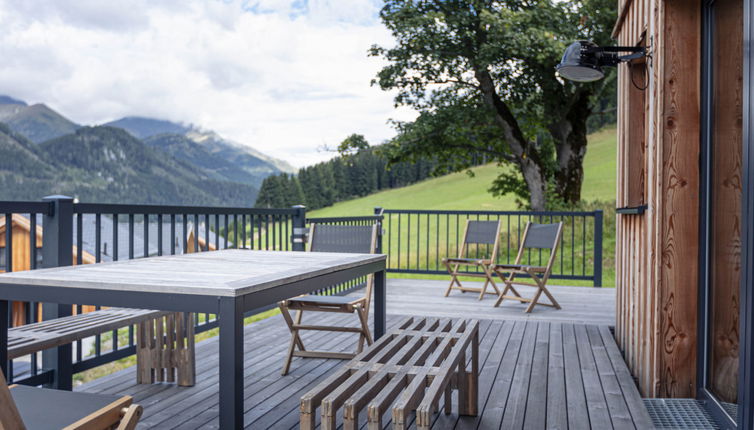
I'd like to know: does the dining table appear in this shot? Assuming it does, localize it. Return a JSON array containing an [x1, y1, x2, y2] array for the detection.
[[0, 248, 387, 429]]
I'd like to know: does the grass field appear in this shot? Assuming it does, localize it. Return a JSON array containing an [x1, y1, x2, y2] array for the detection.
[[310, 126, 617, 217], [309, 126, 618, 287]]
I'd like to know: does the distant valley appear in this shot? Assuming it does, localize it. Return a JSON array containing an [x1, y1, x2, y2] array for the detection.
[[0, 95, 294, 206]]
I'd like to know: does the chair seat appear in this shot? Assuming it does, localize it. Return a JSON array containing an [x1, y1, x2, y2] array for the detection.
[[443, 258, 488, 264], [286, 295, 358, 306], [11, 384, 122, 430], [494, 264, 547, 272]]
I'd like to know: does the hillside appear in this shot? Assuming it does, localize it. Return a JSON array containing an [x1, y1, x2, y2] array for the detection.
[[106, 116, 296, 186], [310, 126, 617, 217], [40, 126, 258, 205], [0, 102, 79, 143], [0, 124, 59, 199]]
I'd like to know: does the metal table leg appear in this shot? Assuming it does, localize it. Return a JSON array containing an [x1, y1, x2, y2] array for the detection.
[[219, 297, 244, 429], [374, 269, 386, 339], [0, 300, 7, 378]]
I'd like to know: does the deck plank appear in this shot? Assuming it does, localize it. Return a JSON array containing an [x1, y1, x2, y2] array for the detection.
[[71, 279, 647, 430]]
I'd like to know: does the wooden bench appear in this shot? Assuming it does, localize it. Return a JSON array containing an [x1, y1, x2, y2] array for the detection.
[[8, 308, 196, 386], [300, 317, 479, 430]]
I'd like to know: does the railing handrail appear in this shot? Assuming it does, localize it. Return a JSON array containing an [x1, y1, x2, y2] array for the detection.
[[306, 215, 383, 223], [0, 201, 52, 214], [382, 208, 601, 216], [74, 202, 297, 216]]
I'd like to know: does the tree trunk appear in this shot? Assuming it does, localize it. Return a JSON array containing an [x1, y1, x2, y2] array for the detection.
[[548, 89, 591, 205], [475, 69, 548, 210]]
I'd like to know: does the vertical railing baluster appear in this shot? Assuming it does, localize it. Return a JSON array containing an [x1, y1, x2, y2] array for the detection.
[[76, 213, 82, 265], [128, 214, 134, 260], [233, 214, 238, 249], [193, 214, 199, 253], [171, 214, 176, 255], [241, 214, 246, 249], [182, 214, 188, 254], [30, 213, 37, 269], [143, 214, 149, 258], [224, 214, 229, 249], [113, 214, 119, 262], [215, 214, 220, 250], [205, 214, 210, 251], [95, 214, 101, 263], [157, 214, 163, 256]]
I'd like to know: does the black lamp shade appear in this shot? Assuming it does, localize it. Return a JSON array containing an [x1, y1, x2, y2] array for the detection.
[[556, 41, 605, 82]]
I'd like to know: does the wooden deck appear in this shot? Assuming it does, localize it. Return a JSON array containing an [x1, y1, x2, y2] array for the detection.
[[76, 280, 647, 429]]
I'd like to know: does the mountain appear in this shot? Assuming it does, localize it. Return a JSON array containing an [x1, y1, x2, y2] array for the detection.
[[0, 123, 63, 200], [143, 133, 263, 185], [37, 126, 258, 206], [104, 116, 191, 139], [106, 116, 296, 186], [0, 96, 79, 143]]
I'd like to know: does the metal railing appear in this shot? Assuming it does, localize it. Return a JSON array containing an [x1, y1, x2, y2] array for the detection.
[[1, 197, 306, 385], [380, 208, 603, 286]]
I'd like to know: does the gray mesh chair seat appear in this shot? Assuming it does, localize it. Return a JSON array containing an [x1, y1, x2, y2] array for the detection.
[[492, 222, 564, 313], [494, 264, 548, 272], [0, 369, 143, 430], [278, 223, 378, 375], [441, 220, 503, 300]]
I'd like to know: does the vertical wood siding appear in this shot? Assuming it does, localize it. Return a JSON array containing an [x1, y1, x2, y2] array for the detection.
[[615, 0, 700, 397]]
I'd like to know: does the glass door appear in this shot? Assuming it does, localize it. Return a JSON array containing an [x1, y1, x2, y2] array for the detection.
[[700, 0, 744, 427]]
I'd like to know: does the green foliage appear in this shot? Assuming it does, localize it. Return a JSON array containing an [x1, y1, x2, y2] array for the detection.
[[255, 134, 454, 210], [371, 0, 617, 208]]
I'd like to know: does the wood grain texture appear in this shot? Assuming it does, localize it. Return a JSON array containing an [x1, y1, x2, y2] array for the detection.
[[0, 249, 385, 297], [615, 0, 701, 398], [72, 301, 648, 429]]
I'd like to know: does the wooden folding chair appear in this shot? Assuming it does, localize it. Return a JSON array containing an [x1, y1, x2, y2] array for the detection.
[[492, 222, 564, 313], [278, 223, 378, 375], [0, 368, 142, 430], [442, 219, 503, 300]]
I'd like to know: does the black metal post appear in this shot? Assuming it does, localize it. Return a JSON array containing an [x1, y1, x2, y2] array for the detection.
[[374, 269, 386, 339], [593, 210, 604, 287], [374, 207, 384, 254], [291, 205, 306, 252], [0, 299, 7, 378], [218, 297, 244, 429], [41, 195, 74, 390]]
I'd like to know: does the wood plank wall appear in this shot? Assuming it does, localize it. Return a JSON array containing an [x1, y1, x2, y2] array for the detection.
[[614, 0, 700, 398]]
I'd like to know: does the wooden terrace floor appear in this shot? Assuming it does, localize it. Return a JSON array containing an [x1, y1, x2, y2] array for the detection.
[[76, 280, 650, 429]]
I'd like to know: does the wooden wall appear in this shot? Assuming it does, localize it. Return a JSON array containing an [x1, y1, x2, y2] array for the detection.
[[614, 0, 701, 397]]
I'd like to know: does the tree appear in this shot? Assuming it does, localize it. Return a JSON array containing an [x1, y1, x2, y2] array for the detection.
[[371, 0, 615, 209]]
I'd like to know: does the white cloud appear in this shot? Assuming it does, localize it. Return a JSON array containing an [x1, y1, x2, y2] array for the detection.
[[0, 0, 415, 167]]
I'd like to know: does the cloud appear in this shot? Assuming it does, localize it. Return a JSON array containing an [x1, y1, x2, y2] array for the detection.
[[0, 0, 414, 167]]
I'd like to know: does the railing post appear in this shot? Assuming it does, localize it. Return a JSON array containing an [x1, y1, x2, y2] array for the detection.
[[41, 195, 74, 390], [374, 207, 384, 254], [291, 205, 307, 252], [593, 210, 604, 287]]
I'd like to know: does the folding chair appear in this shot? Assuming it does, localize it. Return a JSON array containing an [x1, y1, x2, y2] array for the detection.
[[0, 368, 142, 430], [492, 222, 564, 313], [442, 219, 503, 300], [278, 223, 378, 375]]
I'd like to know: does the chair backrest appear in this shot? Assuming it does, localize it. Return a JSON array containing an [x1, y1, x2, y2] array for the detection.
[[308, 223, 379, 312], [458, 220, 502, 261], [515, 222, 564, 277], [0, 369, 25, 429]]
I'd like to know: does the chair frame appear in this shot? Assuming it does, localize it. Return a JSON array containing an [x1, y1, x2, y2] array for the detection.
[[442, 219, 503, 300], [0, 368, 142, 430], [278, 223, 379, 375], [492, 221, 564, 313]]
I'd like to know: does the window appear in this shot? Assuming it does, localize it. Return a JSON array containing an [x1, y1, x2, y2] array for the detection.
[[0, 247, 5, 271]]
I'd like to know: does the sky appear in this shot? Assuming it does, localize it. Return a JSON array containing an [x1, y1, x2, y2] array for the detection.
[[0, 0, 416, 167]]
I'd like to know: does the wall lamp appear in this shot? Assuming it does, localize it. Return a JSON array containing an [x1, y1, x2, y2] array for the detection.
[[556, 40, 646, 82]]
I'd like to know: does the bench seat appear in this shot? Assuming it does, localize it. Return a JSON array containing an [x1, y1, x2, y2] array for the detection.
[[300, 316, 479, 430], [9, 308, 196, 386]]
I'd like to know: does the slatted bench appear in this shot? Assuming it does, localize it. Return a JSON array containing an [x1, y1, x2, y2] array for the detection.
[[300, 317, 479, 430], [8, 308, 196, 386]]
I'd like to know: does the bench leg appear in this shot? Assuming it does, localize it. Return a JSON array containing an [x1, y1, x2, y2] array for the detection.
[[136, 313, 195, 387]]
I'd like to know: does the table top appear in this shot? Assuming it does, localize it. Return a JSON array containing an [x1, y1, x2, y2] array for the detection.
[[0, 250, 385, 297]]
